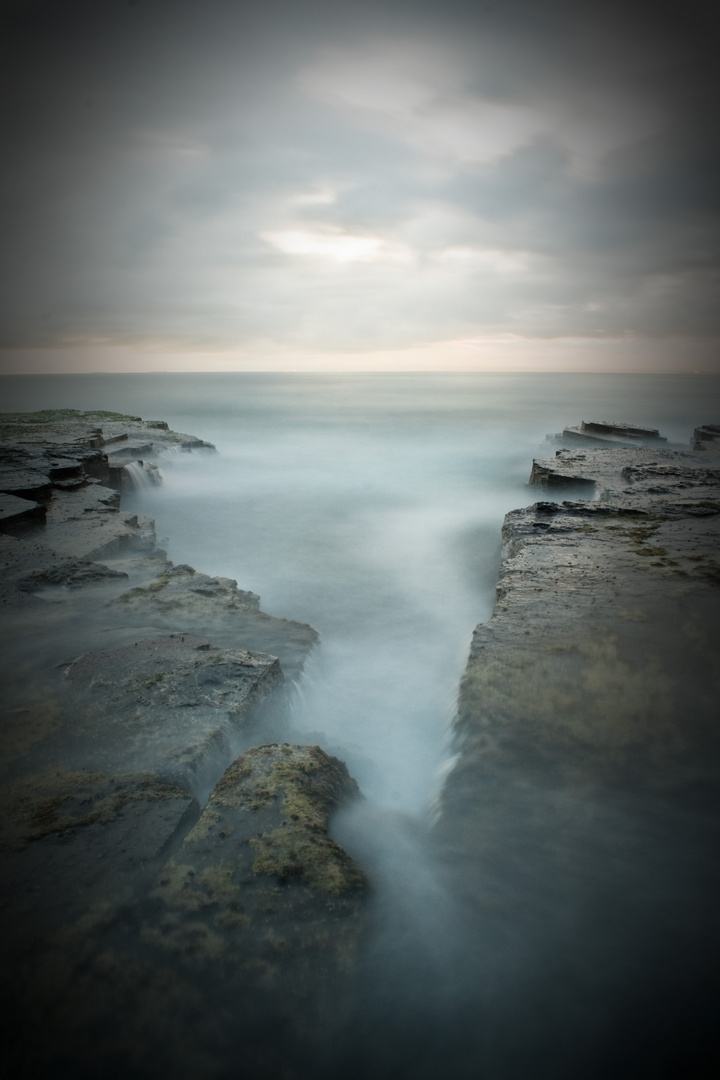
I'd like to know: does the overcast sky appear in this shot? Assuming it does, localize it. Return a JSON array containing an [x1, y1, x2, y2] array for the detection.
[[1, 0, 719, 372]]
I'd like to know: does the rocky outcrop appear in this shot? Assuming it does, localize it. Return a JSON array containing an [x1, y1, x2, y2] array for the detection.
[[63, 633, 282, 783], [17, 557, 130, 591], [1, 744, 365, 1079], [444, 437, 720, 829], [437, 433, 720, 1077], [694, 422, 720, 449], [0, 410, 359, 1079], [209, 743, 366, 895], [548, 418, 669, 449], [0, 490, 46, 533], [529, 443, 720, 505], [112, 563, 316, 679]]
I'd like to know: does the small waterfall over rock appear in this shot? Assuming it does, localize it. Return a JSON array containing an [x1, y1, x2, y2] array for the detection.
[[123, 460, 162, 491]]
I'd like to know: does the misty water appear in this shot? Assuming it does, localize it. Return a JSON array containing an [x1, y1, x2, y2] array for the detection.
[[3, 372, 718, 1077], [5, 372, 706, 810]]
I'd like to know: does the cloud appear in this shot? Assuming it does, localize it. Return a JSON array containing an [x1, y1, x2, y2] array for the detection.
[[298, 36, 665, 177], [260, 227, 412, 264], [0, 0, 718, 368]]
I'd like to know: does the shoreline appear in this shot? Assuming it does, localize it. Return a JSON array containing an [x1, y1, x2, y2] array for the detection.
[[1, 408, 719, 1076], [0, 410, 364, 1077]]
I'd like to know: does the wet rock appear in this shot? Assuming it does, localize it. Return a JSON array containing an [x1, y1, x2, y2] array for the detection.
[[0, 767, 198, 856], [143, 743, 366, 968], [113, 564, 319, 681], [437, 434, 720, 1076], [528, 460, 598, 493], [51, 476, 86, 492], [549, 419, 669, 449], [45, 456, 84, 480], [105, 441, 155, 459], [580, 420, 664, 440], [0, 765, 200, 945], [63, 633, 282, 783], [0, 408, 215, 458], [0, 409, 337, 1079], [0, 491, 46, 534], [693, 423, 720, 449], [205, 743, 365, 895], [17, 558, 129, 592], [116, 562, 261, 611], [531, 444, 720, 505], [446, 440, 720, 808], [0, 467, 53, 502], [0, 768, 200, 1077], [1, 748, 366, 1080]]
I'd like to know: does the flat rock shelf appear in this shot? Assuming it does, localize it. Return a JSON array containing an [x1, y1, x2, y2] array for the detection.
[[435, 437, 720, 1079], [0, 411, 361, 1080]]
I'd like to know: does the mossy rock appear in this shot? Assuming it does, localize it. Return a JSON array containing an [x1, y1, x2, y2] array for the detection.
[[141, 744, 367, 980], [205, 743, 366, 896]]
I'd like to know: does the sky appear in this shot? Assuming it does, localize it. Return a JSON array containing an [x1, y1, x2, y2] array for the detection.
[[1, 0, 719, 373]]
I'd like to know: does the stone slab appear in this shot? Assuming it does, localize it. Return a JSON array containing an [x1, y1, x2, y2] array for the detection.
[[437, 440, 720, 1077], [0, 491, 46, 533]]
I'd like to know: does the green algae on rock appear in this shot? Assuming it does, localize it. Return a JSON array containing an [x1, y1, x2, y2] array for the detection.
[[138, 742, 366, 985], [214, 743, 366, 895], [0, 767, 196, 852]]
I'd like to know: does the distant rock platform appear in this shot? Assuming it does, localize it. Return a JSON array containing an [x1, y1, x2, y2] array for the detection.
[[548, 417, 669, 449]]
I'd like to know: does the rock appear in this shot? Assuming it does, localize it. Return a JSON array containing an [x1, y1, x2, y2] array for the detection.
[[528, 460, 598, 493], [0, 747, 365, 1079], [581, 420, 663, 440], [205, 743, 366, 895], [63, 633, 282, 784], [0, 467, 53, 502], [17, 558, 129, 592], [52, 476, 86, 492], [115, 562, 261, 611], [0, 491, 46, 534], [0, 409, 353, 1080], [446, 442, 720, 804], [0, 768, 200, 1077], [0, 768, 198, 856], [553, 419, 668, 448], [180, 437, 213, 450], [693, 423, 720, 449], [437, 434, 720, 1076], [105, 441, 155, 459], [531, 444, 720, 505], [45, 456, 84, 480], [112, 564, 319, 681]]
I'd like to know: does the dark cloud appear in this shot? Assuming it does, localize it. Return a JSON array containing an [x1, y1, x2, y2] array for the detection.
[[1, 0, 718, 363]]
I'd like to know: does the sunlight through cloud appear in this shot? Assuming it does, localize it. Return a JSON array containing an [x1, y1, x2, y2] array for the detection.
[[260, 229, 411, 264]]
